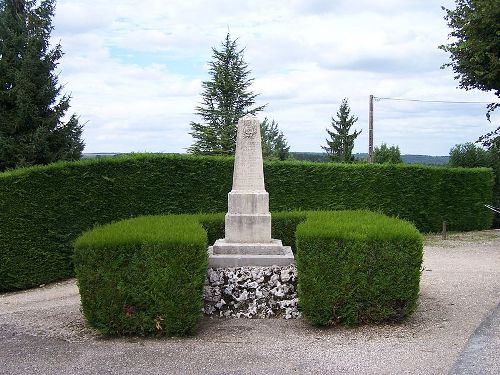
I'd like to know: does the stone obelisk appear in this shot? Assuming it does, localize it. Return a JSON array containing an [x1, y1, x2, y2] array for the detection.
[[208, 114, 295, 268]]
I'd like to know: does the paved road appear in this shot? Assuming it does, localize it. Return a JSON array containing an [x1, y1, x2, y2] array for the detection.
[[1, 231, 499, 374]]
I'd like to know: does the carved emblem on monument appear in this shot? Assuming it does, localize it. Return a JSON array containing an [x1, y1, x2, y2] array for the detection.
[[242, 118, 257, 138]]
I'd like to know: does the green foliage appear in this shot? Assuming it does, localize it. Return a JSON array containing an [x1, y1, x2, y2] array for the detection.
[[198, 212, 225, 246], [322, 98, 362, 162], [440, 0, 500, 146], [291, 152, 451, 165], [296, 210, 423, 326], [449, 142, 492, 168], [270, 211, 307, 253], [0, 0, 84, 172], [74, 215, 208, 336], [0, 154, 494, 291], [264, 160, 493, 233], [290, 152, 328, 162], [0, 154, 232, 292], [188, 33, 265, 155], [449, 142, 499, 227], [75, 210, 420, 333], [491, 144, 500, 227], [374, 143, 403, 164], [260, 118, 290, 160]]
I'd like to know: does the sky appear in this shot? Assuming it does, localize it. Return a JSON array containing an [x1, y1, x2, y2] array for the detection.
[[50, 0, 499, 156]]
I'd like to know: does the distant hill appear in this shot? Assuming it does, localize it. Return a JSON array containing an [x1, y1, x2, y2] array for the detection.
[[290, 152, 449, 165], [399, 155, 449, 165], [82, 153, 121, 159], [83, 152, 450, 166]]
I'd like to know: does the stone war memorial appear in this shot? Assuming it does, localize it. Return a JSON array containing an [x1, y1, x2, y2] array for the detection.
[[204, 115, 299, 319], [72, 112, 425, 334]]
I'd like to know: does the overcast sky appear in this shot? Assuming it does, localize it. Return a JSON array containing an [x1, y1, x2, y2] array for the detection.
[[51, 0, 498, 156]]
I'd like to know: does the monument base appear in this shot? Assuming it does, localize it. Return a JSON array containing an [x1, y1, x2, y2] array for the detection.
[[208, 240, 295, 268], [203, 264, 299, 319]]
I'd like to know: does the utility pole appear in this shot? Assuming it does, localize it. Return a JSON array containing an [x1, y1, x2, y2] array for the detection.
[[368, 94, 374, 163]]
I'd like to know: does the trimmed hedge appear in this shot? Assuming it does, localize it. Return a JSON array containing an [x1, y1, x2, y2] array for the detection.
[[74, 215, 208, 336], [75, 210, 422, 333], [74, 212, 306, 335], [296, 210, 423, 326], [0, 154, 494, 291]]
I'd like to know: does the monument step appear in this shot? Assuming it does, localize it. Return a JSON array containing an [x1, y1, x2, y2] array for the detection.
[[212, 239, 287, 255], [208, 245, 295, 268]]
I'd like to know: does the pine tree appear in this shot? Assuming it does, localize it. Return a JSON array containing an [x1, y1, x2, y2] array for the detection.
[[0, 0, 84, 172], [322, 98, 361, 162], [260, 117, 290, 160], [188, 33, 265, 155]]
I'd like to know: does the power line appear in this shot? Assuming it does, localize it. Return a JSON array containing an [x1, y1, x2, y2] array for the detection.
[[374, 96, 494, 105], [367, 94, 496, 163]]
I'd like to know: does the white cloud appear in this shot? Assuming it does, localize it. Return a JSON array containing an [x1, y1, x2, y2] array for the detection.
[[50, 0, 497, 155]]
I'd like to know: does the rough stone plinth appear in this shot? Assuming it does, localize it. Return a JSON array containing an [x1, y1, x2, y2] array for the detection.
[[208, 114, 295, 268], [203, 265, 300, 319]]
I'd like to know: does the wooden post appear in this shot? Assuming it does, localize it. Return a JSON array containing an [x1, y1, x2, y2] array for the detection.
[[368, 95, 374, 163], [442, 221, 447, 240]]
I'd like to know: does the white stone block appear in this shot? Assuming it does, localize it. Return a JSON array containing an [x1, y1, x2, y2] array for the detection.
[[225, 213, 271, 243], [227, 191, 269, 214]]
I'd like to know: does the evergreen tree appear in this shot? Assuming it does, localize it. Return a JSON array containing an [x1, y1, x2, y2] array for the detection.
[[0, 0, 83, 171], [322, 98, 361, 162], [374, 143, 403, 164], [260, 117, 290, 160], [188, 33, 265, 155]]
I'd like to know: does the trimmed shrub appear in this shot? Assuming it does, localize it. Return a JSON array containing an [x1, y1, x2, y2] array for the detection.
[[198, 213, 225, 246], [270, 211, 308, 253], [265, 160, 493, 232], [0, 154, 493, 291], [296, 210, 423, 326], [75, 210, 422, 332], [73, 215, 208, 336]]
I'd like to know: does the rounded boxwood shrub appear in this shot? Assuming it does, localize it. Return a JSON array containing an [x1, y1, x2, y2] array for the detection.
[[74, 215, 208, 336], [75, 210, 422, 333], [296, 210, 423, 326]]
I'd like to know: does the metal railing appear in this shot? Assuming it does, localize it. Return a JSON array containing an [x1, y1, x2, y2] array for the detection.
[[485, 204, 500, 214]]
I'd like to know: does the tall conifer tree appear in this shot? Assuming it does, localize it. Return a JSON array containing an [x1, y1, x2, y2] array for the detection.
[[0, 0, 84, 171], [189, 33, 265, 155], [260, 117, 290, 160], [322, 98, 361, 163]]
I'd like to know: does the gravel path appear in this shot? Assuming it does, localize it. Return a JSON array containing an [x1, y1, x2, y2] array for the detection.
[[1, 230, 499, 374]]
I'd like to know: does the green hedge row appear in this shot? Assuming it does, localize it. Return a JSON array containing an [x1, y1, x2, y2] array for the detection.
[[74, 210, 422, 334], [0, 154, 493, 291], [296, 211, 423, 325], [74, 215, 208, 336]]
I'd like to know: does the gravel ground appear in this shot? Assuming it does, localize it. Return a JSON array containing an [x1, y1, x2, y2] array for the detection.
[[0, 230, 499, 375]]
